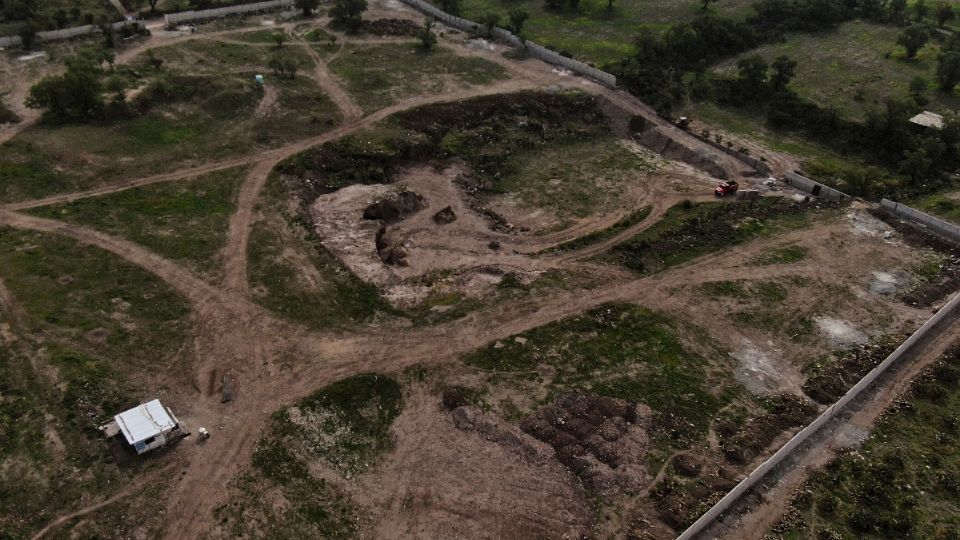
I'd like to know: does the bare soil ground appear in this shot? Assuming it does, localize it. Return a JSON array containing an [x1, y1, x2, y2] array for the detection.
[[2, 6, 955, 540]]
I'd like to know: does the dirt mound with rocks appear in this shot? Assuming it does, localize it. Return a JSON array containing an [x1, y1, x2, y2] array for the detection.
[[363, 18, 420, 37], [433, 206, 457, 224], [520, 392, 652, 495], [364, 189, 426, 224]]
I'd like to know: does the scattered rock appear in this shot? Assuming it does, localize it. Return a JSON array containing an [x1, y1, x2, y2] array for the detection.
[[488, 241, 501, 251], [433, 206, 457, 224], [441, 387, 470, 410]]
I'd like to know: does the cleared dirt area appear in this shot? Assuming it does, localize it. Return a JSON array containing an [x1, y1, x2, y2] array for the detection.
[[1, 5, 957, 540]]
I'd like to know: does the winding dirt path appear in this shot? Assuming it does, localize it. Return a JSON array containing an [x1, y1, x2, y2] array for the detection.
[[4, 12, 872, 540]]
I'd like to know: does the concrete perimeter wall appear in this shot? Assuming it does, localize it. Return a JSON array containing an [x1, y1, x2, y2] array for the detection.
[[165, 0, 295, 25], [881, 199, 960, 244], [399, 0, 617, 87], [0, 20, 142, 48], [782, 171, 849, 201], [689, 132, 772, 176], [678, 289, 960, 539]]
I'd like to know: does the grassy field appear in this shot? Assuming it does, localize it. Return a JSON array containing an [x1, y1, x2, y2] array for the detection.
[[907, 192, 960, 225], [217, 373, 401, 537], [328, 42, 509, 113], [0, 41, 340, 204], [0, 227, 190, 360], [496, 137, 657, 226], [28, 167, 248, 281], [462, 303, 740, 466], [435, 0, 755, 64], [716, 20, 960, 122], [774, 349, 960, 539]]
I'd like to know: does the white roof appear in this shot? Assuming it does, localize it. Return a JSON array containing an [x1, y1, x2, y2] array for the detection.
[[909, 111, 944, 130], [115, 399, 176, 444]]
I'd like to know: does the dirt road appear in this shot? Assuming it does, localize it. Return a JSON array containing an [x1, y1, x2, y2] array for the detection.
[[7, 10, 878, 540]]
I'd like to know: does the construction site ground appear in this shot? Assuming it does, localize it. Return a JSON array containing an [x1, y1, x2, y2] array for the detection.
[[0, 3, 957, 539]]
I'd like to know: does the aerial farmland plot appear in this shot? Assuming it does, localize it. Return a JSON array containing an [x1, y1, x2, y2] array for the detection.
[[1, 0, 960, 539]]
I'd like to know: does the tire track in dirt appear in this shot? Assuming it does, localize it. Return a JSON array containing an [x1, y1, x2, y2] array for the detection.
[[301, 36, 363, 122]]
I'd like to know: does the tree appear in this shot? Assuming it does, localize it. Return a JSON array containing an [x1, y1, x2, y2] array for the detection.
[[329, 0, 367, 32], [268, 54, 284, 75], [147, 0, 159, 11], [439, 0, 460, 15], [736, 54, 768, 92], [26, 51, 104, 122], [770, 55, 796, 90], [508, 9, 529, 35], [937, 2, 955, 27], [889, 0, 907, 23], [701, 0, 719, 10], [105, 76, 126, 103], [53, 8, 67, 29], [416, 18, 437, 50], [479, 12, 500, 38], [915, 0, 928, 21], [295, 0, 320, 17], [937, 50, 960, 91], [901, 146, 934, 184], [18, 20, 36, 50], [272, 32, 287, 47], [897, 24, 929, 58], [146, 50, 164, 71], [282, 58, 299, 78], [910, 76, 929, 105]]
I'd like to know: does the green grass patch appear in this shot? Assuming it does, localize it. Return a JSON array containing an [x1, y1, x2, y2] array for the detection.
[[462, 303, 739, 465], [605, 198, 836, 273], [28, 167, 247, 281], [264, 373, 403, 475], [437, 0, 756, 65], [699, 280, 750, 299], [328, 42, 509, 113], [229, 29, 289, 44], [751, 244, 809, 266], [147, 39, 314, 75], [776, 350, 960, 539], [0, 227, 190, 360], [908, 192, 960, 225], [494, 137, 657, 226], [716, 20, 960, 122]]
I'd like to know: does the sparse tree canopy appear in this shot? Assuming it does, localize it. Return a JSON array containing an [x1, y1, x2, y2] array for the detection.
[[915, 0, 928, 21], [272, 31, 287, 47], [416, 18, 437, 50], [898, 24, 930, 58], [295, 0, 320, 17], [736, 54, 768, 91], [769, 55, 796, 90], [937, 49, 960, 91], [26, 50, 104, 123], [889, 0, 908, 23], [700, 0, 719, 11], [439, 0, 460, 16], [937, 2, 955, 27], [329, 0, 367, 32], [910, 76, 929, 106], [508, 9, 529, 35], [479, 12, 500, 38], [18, 20, 36, 50]]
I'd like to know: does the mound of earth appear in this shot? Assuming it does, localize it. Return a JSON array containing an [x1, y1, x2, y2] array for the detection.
[[520, 392, 652, 495], [363, 18, 419, 36], [363, 189, 426, 224], [433, 206, 457, 225]]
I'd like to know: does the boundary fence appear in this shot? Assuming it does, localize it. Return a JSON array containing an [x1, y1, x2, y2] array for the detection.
[[0, 20, 142, 48], [164, 0, 295, 25], [881, 199, 960, 244], [677, 289, 960, 539], [782, 171, 850, 201], [399, 0, 616, 87]]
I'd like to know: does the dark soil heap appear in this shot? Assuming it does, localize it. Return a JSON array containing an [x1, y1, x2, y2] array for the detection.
[[363, 189, 426, 224], [363, 18, 420, 37], [520, 392, 652, 495], [433, 206, 457, 224]]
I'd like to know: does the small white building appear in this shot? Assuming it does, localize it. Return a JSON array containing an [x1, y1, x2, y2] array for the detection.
[[909, 111, 945, 130], [103, 400, 183, 455]]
